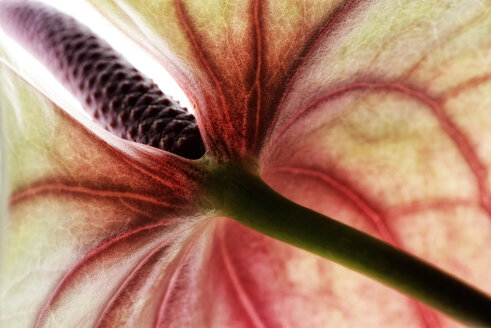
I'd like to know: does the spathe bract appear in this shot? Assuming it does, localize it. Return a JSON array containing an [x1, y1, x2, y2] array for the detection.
[[1, 0, 491, 327]]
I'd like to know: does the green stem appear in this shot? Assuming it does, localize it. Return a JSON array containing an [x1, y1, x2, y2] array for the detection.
[[203, 165, 491, 327]]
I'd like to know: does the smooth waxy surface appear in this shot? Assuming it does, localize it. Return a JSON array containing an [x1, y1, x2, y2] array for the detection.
[[1, 0, 491, 327]]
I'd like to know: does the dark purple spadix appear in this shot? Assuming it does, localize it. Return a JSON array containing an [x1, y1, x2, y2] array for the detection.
[[0, 0, 205, 159]]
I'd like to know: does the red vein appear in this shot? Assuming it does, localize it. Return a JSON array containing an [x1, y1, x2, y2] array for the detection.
[[174, 0, 233, 155], [365, 20, 427, 73], [250, 0, 263, 152], [93, 244, 170, 327], [120, 147, 203, 196], [154, 229, 204, 327], [119, 198, 156, 220], [219, 223, 266, 328], [265, 79, 491, 326], [404, 84, 491, 217], [385, 198, 476, 219], [267, 0, 356, 142], [34, 221, 175, 328], [265, 166, 397, 244], [268, 82, 370, 148], [93, 225, 192, 328], [99, 137, 177, 189], [268, 81, 491, 221], [262, 166, 440, 328], [9, 182, 176, 208], [403, 10, 490, 80], [442, 74, 491, 101], [117, 152, 182, 190]]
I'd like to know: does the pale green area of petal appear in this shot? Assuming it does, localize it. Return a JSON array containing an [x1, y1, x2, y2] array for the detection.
[[0, 63, 205, 327]]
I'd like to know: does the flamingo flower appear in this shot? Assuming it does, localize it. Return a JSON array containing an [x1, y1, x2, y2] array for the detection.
[[1, 0, 491, 327]]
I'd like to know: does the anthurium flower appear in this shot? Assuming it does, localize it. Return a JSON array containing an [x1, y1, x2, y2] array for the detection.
[[1, 0, 491, 327]]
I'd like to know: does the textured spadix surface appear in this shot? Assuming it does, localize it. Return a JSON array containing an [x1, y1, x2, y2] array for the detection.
[[1, 0, 491, 327], [0, 1, 205, 159]]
